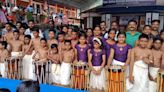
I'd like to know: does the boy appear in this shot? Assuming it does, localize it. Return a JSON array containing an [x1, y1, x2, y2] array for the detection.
[[47, 30, 58, 48], [22, 35, 34, 79], [3, 23, 14, 42], [0, 41, 9, 77], [47, 44, 60, 84], [129, 34, 153, 92], [33, 38, 48, 62], [57, 32, 65, 54], [19, 26, 25, 41], [71, 31, 78, 48], [60, 40, 75, 86], [149, 37, 163, 92], [8, 30, 23, 57]]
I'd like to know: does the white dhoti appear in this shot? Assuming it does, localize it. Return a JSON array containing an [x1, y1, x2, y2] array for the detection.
[[149, 67, 159, 92], [22, 54, 36, 80], [51, 63, 61, 84], [60, 62, 71, 85], [0, 63, 6, 77], [129, 60, 149, 92], [90, 66, 106, 90], [11, 52, 22, 58]]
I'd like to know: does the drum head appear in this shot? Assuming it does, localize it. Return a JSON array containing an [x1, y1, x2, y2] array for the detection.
[[108, 65, 123, 73]]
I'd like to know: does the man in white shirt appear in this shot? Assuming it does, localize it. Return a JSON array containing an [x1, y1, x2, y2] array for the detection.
[[25, 20, 43, 38]]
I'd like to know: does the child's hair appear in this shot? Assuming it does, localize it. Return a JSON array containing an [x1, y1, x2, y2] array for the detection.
[[0, 88, 11, 92], [13, 30, 20, 34], [0, 41, 8, 49], [78, 33, 87, 44], [139, 33, 149, 40], [40, 38, 47, 42], [117, 31, 126, 38], [20, 25, 26, 29], [28, 20, 34, 23], [64, 40, 71, 44], [49, 29, 56, 34], [93, 37, 103, 49], [51, 44, 58, 53], [32, 27, 39, 33], [16, 80, 40, 92], [108, 29, 116, 34], [153, 37, 162, 43], [24, 35, 31, 39], [57, 32, 65, 40]]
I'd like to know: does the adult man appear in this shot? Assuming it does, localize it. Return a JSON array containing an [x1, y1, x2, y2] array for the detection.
[[151, 20, 160, 37], [126, 20, 141, 47]]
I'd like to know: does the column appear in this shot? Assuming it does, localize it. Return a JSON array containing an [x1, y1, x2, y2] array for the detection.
[[87, 16, 93, 28], [146, 12, 159, 25]]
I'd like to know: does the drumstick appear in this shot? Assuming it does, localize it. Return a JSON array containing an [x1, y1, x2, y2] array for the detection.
[[124, 68, 126, 92], [104, 66, 108, 92], [109, 67, 112, 92], [157, 73, 160, 92]]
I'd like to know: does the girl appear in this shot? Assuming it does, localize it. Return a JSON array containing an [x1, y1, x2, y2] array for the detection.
[[47, 44, 60, 84], [104, 29, 116, 64], [86, 28, 93, 46], [108, 32, 132, 66], [88, 37, 106, 90], [74, 33, 90, 64]]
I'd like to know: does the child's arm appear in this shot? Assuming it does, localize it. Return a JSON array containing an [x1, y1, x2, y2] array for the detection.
[[161, 53, 164, 69], [32, 50, 39, 60], [107, 48, 114, 66], [73, 48, 78, 63], [125, 49, 131, 66], [129, 48, 135, 83], [88, 49, 94, 70]]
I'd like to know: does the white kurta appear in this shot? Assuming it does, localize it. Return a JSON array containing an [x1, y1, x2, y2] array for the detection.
[[60, 62, 71, 85], [129, 60, 149, 92], [149, 67, 159, 92], [90, 66, 106, 90]]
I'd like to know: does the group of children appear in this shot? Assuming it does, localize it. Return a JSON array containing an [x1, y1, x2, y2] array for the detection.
[[0, 20, 163, 92]]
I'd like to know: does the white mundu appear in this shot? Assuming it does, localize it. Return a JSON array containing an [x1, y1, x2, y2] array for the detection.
[[0, 62, 5, 77], [60, 62, 71, 85], [149, 67, 159, 92], [129, 60, 149, 92], [51, 63, 61, 84]]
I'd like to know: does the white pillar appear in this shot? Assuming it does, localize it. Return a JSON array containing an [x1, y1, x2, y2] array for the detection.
[[146, 12, 160, 25], [101, 14, 112, 30], [159, 16, 164, 31], [87, 17, 93, 28]]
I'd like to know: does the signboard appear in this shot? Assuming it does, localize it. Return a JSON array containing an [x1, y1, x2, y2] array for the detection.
[[103, 0, 156, 6]]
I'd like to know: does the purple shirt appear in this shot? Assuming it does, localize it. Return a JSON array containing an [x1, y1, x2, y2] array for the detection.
[[90, 49, 106, 66], [75, 44, 90, 62], [113, 44, 132, 63]]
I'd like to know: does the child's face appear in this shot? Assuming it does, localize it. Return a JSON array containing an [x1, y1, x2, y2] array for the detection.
[[93, 41, 100, 49], [28, 21, 34, 28], [24, 37, 30, 44], [58, 35, 64, 42], [160, 32, 164, 41], [139, 38, 148, 48], [40, 40, 47, 47], [49, 31, 55, 39], [79, 36, 86, 44], [32, 31, 39, 38], [108, 31, 116, 39], [5, 24, 12, 31], [68, 29, 72, 35], [65, 42, 71, 50], [16, 23, 21, 29], [153, 40, 162, 50], [62, 27, 68, 33], [118, 34, 125, 44], [52, 47, 58, 53], [87, 29, 93, 37], [13, 32, 19, 40], [94, 27, 101, 36], [19, 28, 25, 35], [71, 32, 77, 40], [143, 26, 152, 35]]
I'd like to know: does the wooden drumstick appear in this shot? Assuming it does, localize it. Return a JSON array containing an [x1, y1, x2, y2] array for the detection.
[[159, 74, 163, 92], [111, 67, 114, 92], [116, 67, 119, 92], [70, 64, 73, 88], [104, 67, 109, 92], [157, 73, 160, 92]]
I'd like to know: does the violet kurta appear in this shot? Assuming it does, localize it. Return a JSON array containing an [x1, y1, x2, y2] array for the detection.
[[113, 44, 132, 63], [75, 44, 90, 62]]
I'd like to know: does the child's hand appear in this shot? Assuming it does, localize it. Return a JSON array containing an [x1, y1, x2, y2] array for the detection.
[[129, 76, 134, 84]]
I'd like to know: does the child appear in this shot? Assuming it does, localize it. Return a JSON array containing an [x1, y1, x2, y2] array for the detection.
[[57, 32, 65, 55], [71, 31, 78, 48], [86, 28, 93, 46], [108, 32, 132, 66], [22, 35, 34, 80], [0, 41, 9, 77], [19, 26, 25, 41], [47, 44, 60, 84], [129, 34, 153, 92], [88, 37, 106, 90], [149, 37, 163, 92], [105, 29, 116, 64], [47, 30, 58, 48], [8, 30, 23, 57], [33, 38, 48, 62], [60, 40, 75, 86], [74, 33, 90, 64]]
